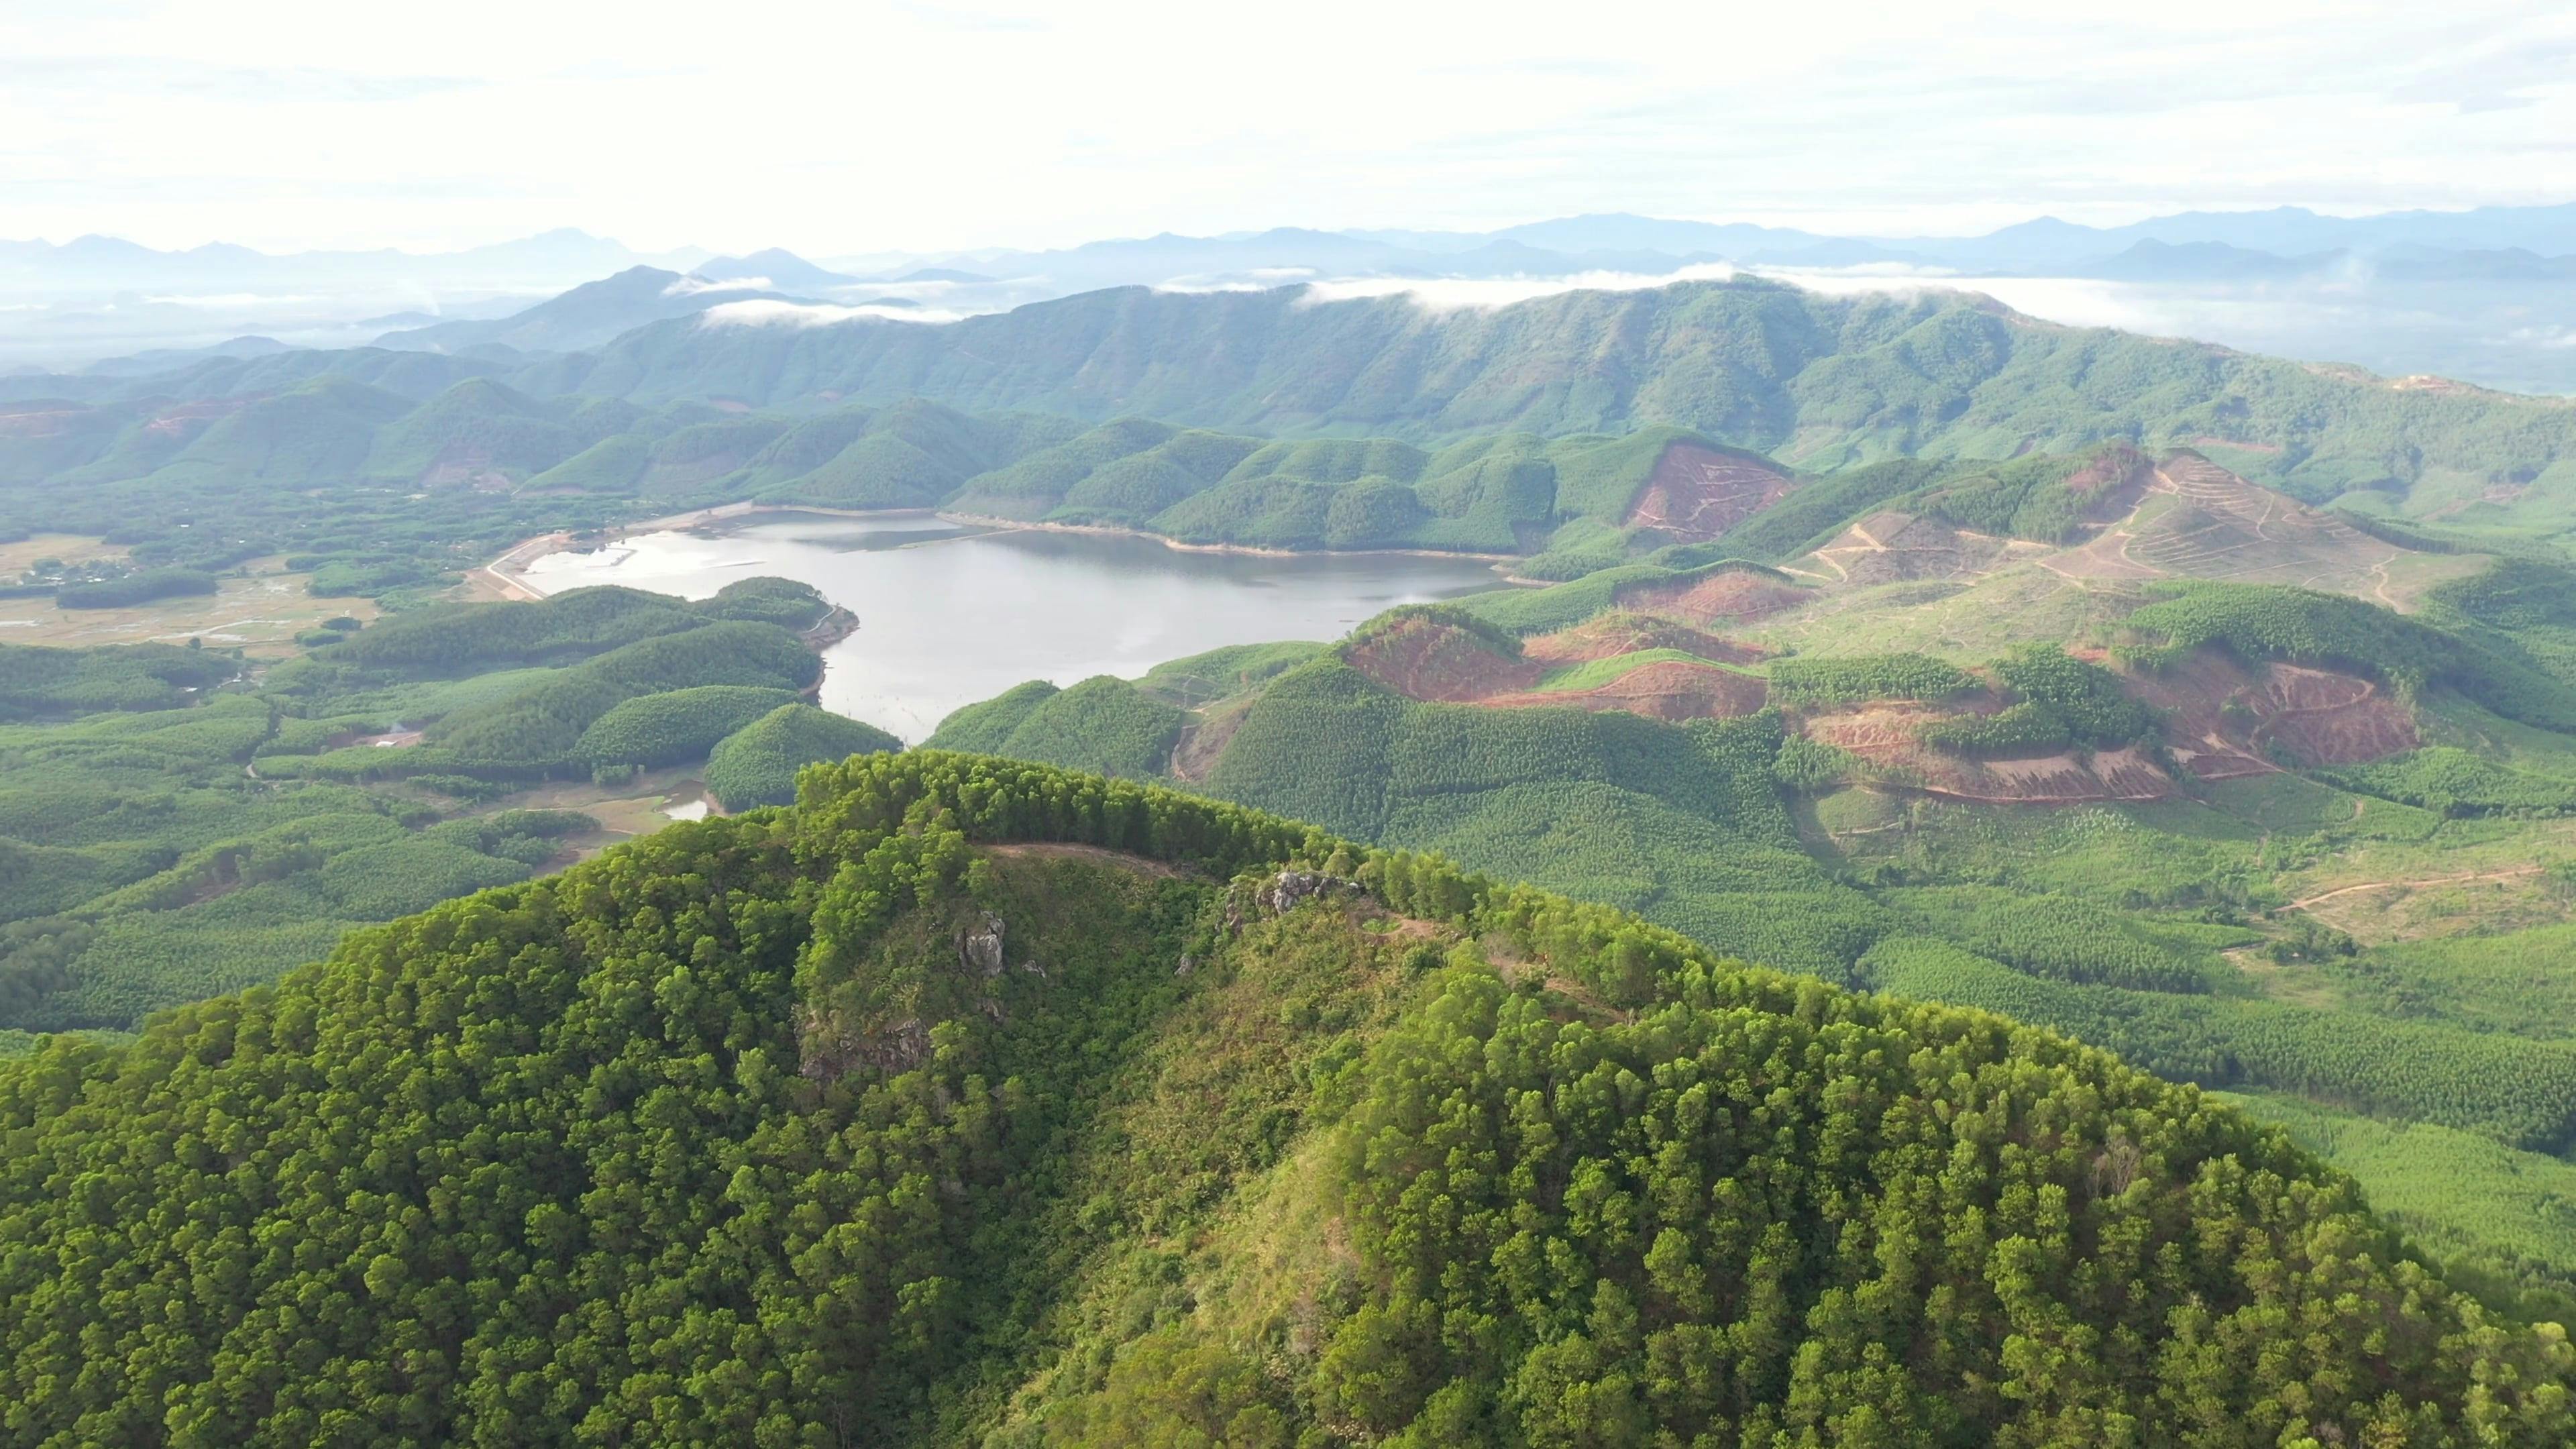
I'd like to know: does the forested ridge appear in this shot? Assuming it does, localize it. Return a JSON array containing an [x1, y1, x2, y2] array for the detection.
[[10, 272, 2576, 604], [1, 751, 2568, 1446]]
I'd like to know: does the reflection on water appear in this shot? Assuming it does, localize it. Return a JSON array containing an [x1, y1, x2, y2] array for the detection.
[[661, 796, 711, 822], [519, 512, 1507, 740]]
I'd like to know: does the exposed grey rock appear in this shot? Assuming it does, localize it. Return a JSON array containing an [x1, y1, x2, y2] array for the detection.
[[959, 912, 1006, 977], [1175, 954, 1196, 977], [1260, 869, 1363, 914]]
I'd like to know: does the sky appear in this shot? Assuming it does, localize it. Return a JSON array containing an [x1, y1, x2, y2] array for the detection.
[[3, 0, 2573, 256]]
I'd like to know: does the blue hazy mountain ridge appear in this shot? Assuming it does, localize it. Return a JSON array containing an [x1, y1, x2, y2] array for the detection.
[[14, 205, 2576, 308], [370, 266, 831, 356], [686, 248, 861, 288], [0, 227, 687, 293], [17, 205, 2576, 396]]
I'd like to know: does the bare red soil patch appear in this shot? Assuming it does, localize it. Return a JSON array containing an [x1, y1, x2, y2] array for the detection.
[[1804, 701, 2178, 803], [1617, 568, 1809, 626], [1481, 661, 1770, 722], [143, 397, 254, 438], [1168, 700, 1249, 784], [1523, 612, 1766, 667], [0, 407, 81, 439], [1342, 616, 1541, 702], [1804, 511, 2015, 587], [2061, 445, 2155, 515], [1623, 444, 1796, 543], [2125, 649, 2415, 778]]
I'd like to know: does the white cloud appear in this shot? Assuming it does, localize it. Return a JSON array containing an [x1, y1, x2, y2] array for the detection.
[[660, 274, 770, 297], [138, 292, 319, 308], [696, 299, 959, 327], [1295, 263, 1740, 311], [1, 1, 2570, 254]]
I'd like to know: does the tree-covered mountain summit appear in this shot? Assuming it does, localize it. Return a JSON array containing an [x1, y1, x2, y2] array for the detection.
[[0, 751, 2569, 1446]]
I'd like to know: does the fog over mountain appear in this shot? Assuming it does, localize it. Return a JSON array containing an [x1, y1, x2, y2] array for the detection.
[[10, 202, 2576, 392]]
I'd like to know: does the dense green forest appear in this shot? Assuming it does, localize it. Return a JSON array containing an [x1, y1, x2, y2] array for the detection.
[[1, 752, 2568, 1445]]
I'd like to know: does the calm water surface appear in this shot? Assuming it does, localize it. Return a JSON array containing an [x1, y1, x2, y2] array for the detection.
[[518, 513, 1507, 741]]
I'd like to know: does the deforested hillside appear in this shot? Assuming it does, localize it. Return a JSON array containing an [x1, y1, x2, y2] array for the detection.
[[924, 551, 2576, 1307], [1, 752, 2568, 1446]]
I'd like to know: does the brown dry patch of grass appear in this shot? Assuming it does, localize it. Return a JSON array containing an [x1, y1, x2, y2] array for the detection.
[[0, 533, 127, 577], [982, 841, 1201, 879], [1480, 659, 1770, 722], [1523, 611, 1766, 666]]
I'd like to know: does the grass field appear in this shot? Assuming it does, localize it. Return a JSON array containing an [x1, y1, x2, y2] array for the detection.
[[1750, 564, 2131, 661], [0, 549, 382, 657]]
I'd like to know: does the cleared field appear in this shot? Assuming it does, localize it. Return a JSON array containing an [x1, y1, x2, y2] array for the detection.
[[0, 552, 382, 657], [1750, 564, 2127, 661], [1621, 443, 1796, 543], [0, 532, 127, 577], [2040, 453, 2489, 607], [478, 764, 716, 865]]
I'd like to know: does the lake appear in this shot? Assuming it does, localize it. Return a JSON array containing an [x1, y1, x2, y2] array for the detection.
[[517, 513, 1511, 741]]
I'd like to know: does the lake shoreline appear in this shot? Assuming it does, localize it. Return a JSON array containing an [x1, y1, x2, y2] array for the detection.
[[489, 502, 1533, 586], [485, 507, 1523, 739]]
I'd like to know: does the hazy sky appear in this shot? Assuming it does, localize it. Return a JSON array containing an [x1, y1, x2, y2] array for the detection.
[[5, 0, 2572, 255]]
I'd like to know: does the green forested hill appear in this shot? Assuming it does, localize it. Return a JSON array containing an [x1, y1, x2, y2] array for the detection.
[[1, 751, 2567, 1446], [537, 278, 2576, 496], [11, 276, 2576, 586]]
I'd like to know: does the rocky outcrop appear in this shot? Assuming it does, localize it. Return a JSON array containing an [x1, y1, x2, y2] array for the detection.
[[1260, 870, 1364, 914], [959, 912, 1005, 977], [1225, 869, 1368, 934], [798, 1008, 934, 1081]]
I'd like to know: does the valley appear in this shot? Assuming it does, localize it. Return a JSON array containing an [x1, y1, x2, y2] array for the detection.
[[511, 511, 1503, 738], [9, 266, 2576, 1442]]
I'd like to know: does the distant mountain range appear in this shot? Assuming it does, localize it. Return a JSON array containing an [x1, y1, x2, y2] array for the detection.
[[11, 202, 2576, 307], [10, 201, 2576, 392], [10, 274, 2570, 518]]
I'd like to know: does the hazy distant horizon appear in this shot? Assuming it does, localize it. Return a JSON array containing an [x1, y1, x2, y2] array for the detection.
[[7, 0, 2571, 255]]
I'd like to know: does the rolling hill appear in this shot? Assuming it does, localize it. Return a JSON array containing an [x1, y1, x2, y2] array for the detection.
[[1, 752, 2567, 1444]]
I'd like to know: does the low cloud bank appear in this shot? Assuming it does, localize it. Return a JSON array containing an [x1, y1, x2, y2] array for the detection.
[[661, 275, 771, 298], [696, 299, 961, 327]]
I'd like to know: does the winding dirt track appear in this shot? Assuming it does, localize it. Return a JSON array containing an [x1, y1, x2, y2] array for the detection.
[[2284, 867, 2543, 912]]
